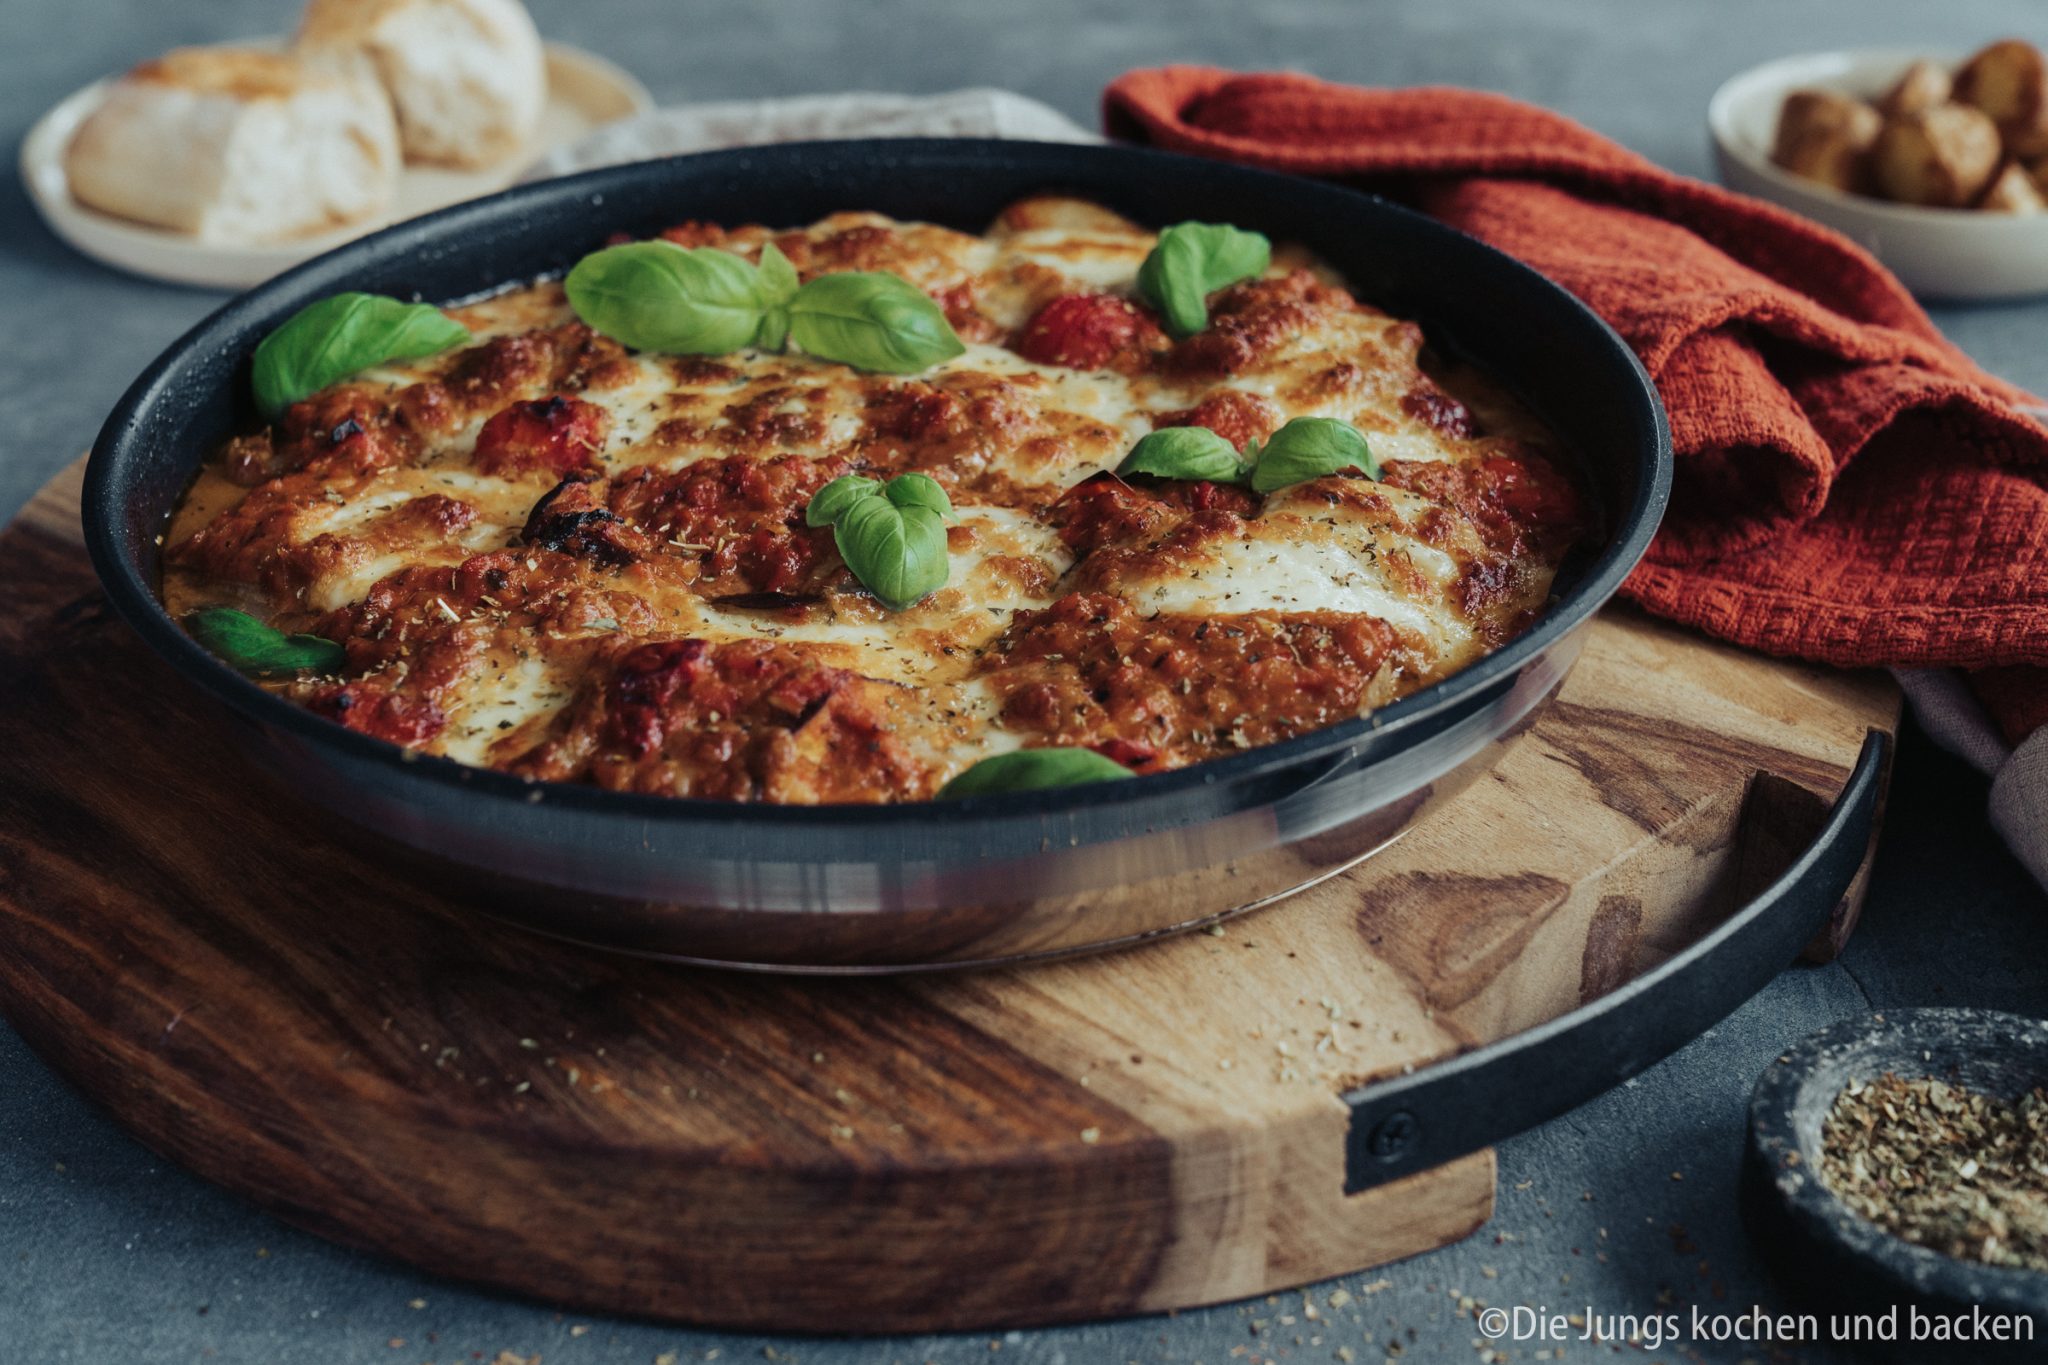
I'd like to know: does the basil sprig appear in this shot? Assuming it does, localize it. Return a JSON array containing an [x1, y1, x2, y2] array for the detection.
[[937, 747, 1135, 798], [566, 241, 964, 375], [252, 293, 470, 417], [1136, 222, 1271, 338], [185, 607, 344, 677], [1115, 417, 1377, 492], [804, 473, 954, 610]]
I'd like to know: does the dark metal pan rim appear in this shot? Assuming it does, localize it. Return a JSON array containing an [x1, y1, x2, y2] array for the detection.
[[82, 138, 1672, 829]]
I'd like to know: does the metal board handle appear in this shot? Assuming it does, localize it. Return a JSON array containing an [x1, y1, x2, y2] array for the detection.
[[1343, 729, 1891, 1193]]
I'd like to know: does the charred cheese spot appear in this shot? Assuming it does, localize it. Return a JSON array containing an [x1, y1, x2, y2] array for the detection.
[[160, 200, 1587, 803]]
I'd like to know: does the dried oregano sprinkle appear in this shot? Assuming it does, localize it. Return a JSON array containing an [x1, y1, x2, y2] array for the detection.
[[1820, 1071, 2048, 1272]]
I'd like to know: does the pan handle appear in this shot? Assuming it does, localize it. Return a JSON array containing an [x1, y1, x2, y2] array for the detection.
[[1341, 729, 1890, 1194]]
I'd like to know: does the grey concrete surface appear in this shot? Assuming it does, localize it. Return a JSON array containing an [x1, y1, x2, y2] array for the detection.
[[3, 2, 2046, 1362]]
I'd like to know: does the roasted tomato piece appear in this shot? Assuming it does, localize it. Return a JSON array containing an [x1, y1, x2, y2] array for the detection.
[[305, 680, 447, 746], [522, 475, 649, 568], [438, 324, 629, 412], [1052, 471, 1258, 557], [604, 638, 850, 757], [1013, 293, 1166, 372], [1052, 473, 1173, 556], [1162, 270, 1350, 379], [1476, 451, 1583, 528], [931, 280, 998, 343], [1400, 381, 1476, 439], [1089, 737, 1159, 771], [607, 453, 849, 595], [275, 387, 416, 475], [473, 395, 610, 477], [604, 639, 714, 756], [655, 220, 732, 249], [1379, 449, 1585, 558], [863, 384, 963, 443], [983, 593, 1397, 762], [576, 639, 925, 802], [1151, 390, 1282, 452]]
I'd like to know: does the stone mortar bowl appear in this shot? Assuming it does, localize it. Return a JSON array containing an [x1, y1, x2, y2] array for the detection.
[[1744, 1007, 2048, 1362]]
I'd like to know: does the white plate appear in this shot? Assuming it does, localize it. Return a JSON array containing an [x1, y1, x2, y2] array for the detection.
[[20, 40, 652, 290], [1709, 48, 2048, 302]]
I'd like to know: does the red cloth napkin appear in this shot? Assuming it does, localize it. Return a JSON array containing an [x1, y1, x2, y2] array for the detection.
[[1103, 68, 2048, 736]]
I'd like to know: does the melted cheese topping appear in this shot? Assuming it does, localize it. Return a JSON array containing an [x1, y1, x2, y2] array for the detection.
[[160, 197, 1583, 804], [1110, 487, 1477, 663]]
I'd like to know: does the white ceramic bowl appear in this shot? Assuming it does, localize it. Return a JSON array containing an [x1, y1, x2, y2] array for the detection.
[[1709, 48, 2048, 301], [20, 40, 651, 290]]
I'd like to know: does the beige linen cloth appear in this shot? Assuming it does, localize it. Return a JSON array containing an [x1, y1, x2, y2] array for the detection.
[[522, 89, 2048, 891]]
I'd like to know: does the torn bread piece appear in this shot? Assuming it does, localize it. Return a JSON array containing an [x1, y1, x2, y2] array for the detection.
[[63, 46, 400, 243], [296, 0, 546, 170]]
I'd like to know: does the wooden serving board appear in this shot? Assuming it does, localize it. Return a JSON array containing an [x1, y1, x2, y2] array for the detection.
[[0, 460, 1899, 1332]]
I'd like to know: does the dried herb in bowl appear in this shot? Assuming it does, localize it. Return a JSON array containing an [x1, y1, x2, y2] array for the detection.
[[1820, 1072, 2048, 1272]]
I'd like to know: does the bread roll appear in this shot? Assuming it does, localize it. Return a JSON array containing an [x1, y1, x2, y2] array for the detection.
[[296, 0, 546, 169], [1877, 60, 1952, 119], [1873, 104, 2004, 207], [63, 47, 400, 243], [1771, 89, 1882, 193], [1954, 38, 2048, 159], [1979, 161, 2048, 213]]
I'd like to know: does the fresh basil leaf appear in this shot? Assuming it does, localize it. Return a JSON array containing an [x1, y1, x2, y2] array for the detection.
[[881, 471, 954, 519], [804, 474, 881, 527], [755, 242, 800, 305], [937, 747, 1135, 798], [804, 473, 954, 610], [788, 272, 966, 374], [1248, 417, 1379, 493], [754, 242, 800, 351], [1117, 426, 1250, 484], [833, 495, 950, 611], [252, 292, 469, 417], [186, 607, 344, 677], [565, 242, 768, 356], [1136, 222, 1272, 338]]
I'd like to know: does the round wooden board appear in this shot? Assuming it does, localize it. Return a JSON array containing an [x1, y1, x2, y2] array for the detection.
[[0, 461, 1899, 1332]]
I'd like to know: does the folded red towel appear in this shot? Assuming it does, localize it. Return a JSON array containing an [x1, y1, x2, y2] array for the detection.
[[1104, 68, 2048, 734]]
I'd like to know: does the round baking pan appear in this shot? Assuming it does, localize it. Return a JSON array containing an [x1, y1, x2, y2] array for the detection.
[[83, 138, 1672, 970]]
